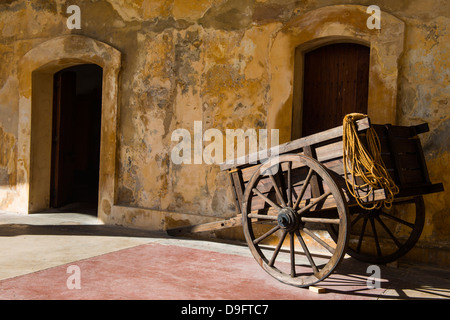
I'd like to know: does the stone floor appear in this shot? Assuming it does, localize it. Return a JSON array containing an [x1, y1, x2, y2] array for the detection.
[[1, 208, 449, 300]]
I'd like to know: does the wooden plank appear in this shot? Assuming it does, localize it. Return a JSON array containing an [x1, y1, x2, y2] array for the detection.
[[322, 158, 346, 176], [219, 117, 370, 171], [380, 154, 394, 170], [309, 286, 327, 294], [398, 154, 421, 170], [411, 123, 429, 135], [395, 183, 444, 198], [166, 215, 243, 236], [382, 123, 428, 138], [393, 138, 419, 154], [316, 141, 343, 162], [231, 169, 245, 214], [384, 124, 405, 186], [379, 136, 391, 153], [345, 188, 386, 207], [402, 169, 425, 185], [389, 125, 415, 138], [241, 165, 259, 183], [413, 136, 431, 184], [228, 170, 242, 215], [372, 124, 387, 137]]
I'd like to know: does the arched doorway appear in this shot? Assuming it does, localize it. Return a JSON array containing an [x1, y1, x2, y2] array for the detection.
[[266, 5, 405, 143], [50, 64, 103, 213], [300, 42, 370, 137], [17, 35, 121, 219]]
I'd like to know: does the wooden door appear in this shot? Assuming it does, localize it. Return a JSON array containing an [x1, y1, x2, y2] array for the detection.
[[300, 43, 370, 137], [50, 71, 76, 208]]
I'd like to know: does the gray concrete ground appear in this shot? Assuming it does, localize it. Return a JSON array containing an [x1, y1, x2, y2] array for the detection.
[[0, 208, 449, 300]]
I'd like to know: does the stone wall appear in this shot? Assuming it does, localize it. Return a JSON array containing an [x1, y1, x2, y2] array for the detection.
[[0, 0, 448, 266]]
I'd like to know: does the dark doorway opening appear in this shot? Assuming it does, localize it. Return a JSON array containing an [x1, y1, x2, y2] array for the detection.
[[300, 43, 370, 137], [50, 64, 103, 215]]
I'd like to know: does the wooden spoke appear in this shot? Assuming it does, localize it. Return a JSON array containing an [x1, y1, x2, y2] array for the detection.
[[379, 211, 415, 229], [370, 217, 382, 256], [253, 225, 280, 245], [290, 232, 295, 277], [269, 174, 286, 207], [287, 162, 292, 207], [375, 216, 402, 248], [295, 230, 319, 276], [293, 168, 313, 210], [248, 213, 278, 220], [303, 228, 335, 254], [300, 217, 340, 224], [297, 191, 332, 216], [350, 213, 363, 229], [275, 168, 288, 206], [252, 188, 281, 210], [269, 230, 287, 267], [356, 216, 368, 253]]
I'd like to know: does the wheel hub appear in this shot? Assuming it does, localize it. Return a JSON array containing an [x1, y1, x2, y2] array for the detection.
[[277, 207, 300, 232]]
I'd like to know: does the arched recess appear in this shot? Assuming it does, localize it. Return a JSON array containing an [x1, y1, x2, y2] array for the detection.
[[267, 5, 405, 143], [17, 35, 121, 221]]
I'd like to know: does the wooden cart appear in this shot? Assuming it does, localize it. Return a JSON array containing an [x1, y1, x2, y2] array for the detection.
[[168, 117, 444, 288]]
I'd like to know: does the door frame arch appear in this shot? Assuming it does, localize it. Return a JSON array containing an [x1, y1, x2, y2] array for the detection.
[[17, 35, 121, 220], [267, 5, 405, 143]]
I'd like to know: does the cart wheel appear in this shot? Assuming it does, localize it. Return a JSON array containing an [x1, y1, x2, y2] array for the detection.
[[242, 154, 349, 287], [326, 196, 425, 264]]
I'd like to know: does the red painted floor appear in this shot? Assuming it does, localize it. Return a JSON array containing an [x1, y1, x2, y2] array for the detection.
[[2, 239, 450, 302], [0, 242, 385, 300]]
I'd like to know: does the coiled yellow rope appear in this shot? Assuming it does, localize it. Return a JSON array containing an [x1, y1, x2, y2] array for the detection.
[[342, 113, 399, 210]]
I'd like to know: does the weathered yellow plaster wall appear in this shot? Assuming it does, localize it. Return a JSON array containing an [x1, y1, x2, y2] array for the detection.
[[0, 0, 448, 266]]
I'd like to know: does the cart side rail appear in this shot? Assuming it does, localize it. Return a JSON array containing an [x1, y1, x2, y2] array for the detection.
[[372, 123, 444, 198], [219, 117, 371, 171]]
